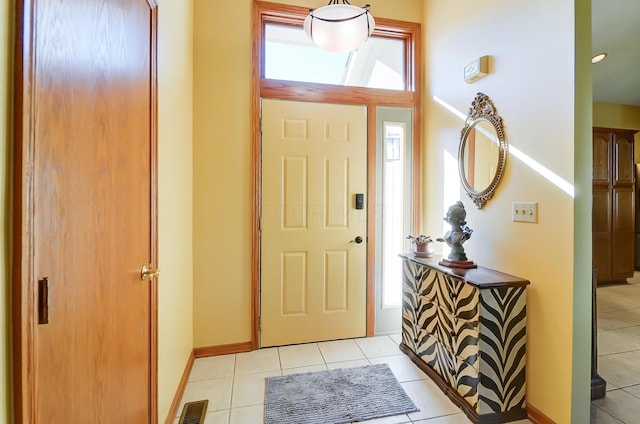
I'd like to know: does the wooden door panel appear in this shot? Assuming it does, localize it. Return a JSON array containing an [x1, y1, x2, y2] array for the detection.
[[613, 188, 634, 232], [614, 134, 634, 185], [612, 187, 635, 280], [592, 185, 612, 281], [592, 189, 612, 234], [612, 231, 635, 280], [592, 131, 611, 184], [14, 0, 157, 422], [593, 234, 611, 280]]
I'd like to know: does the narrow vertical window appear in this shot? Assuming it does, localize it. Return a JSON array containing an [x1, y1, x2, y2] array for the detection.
[[382, 122, 406, 307]]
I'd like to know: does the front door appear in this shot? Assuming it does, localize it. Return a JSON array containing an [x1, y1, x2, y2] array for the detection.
[[14, 0, 157, 421], [261, 99, 367, 347]]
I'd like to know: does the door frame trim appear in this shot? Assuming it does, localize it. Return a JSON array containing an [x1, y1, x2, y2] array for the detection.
[[374, 107, 415, 336], [251, 1, 422, 347], [149, 3, 159, 422], [11, 2, 159, 422]]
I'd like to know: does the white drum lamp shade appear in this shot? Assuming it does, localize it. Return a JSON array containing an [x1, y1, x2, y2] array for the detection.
[[303, 2, 375, 53]]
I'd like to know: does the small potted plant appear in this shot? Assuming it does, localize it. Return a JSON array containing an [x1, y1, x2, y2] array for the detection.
[[407, 234, 434, 254]]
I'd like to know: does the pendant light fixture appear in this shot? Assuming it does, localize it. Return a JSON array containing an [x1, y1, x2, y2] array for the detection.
[[303, 0, 375, 53]]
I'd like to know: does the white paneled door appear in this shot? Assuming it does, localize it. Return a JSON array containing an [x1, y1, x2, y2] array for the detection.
[[261, 99, 367, 347]]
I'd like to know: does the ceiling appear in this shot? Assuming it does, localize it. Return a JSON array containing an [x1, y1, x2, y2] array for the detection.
[[592, 0, 640, 107]]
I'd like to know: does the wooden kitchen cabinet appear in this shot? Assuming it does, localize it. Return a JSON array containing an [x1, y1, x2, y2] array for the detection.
[[592, 128, 637, 283]]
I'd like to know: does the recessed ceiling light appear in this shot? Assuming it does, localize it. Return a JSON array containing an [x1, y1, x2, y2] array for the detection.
[[592, 53, 607, 64]]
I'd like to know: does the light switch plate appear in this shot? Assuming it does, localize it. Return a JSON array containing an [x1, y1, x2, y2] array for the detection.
[[512, 202, 538, 223]]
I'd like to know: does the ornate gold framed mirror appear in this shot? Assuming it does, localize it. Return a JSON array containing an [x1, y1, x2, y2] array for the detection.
[[458, 93, 507, 209]]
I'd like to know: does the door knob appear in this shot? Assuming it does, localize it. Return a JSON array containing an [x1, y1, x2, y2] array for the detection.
[[141, 264, 160, 281], [350, 236, 363, 244]]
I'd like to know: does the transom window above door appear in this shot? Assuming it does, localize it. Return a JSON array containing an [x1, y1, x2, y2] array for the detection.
[[264, 23, 407, 90]]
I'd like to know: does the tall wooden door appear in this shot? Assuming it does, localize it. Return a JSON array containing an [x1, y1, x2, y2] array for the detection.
[[13, 0, 158, 422], [260, 99, 367, 347]]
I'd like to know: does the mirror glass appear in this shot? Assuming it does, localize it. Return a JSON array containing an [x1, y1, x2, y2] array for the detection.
[[458, 93, 507, 209], [462, 119, 500, 193]]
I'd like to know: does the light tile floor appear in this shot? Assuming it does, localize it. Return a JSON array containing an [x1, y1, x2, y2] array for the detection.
[[593, 272, 640, 423], [175, 334, 532, 424]]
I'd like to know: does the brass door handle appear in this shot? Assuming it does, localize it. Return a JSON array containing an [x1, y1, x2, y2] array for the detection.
[[141, 264, 160, 280]]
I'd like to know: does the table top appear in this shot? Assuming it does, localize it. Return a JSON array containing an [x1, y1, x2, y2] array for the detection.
[[400, 253, 530, 289]]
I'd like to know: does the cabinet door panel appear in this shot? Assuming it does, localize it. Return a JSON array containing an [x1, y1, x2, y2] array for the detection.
[[612, 187, 635, 280], [614, 187, 634, 232], [614, 134, 634, 185], [593, 131, 611, 184], [593, 188, 612, 280]]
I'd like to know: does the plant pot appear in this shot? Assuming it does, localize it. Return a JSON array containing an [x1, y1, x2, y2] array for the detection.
[[416, 243, 430, 253]]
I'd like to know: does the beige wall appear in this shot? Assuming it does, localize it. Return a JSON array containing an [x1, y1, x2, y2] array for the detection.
[[593, 102, 640, 162], [193, 0, 254, 347], [192, 0, 422, 347], [594, 101, 640, 129], [422, 0, 590, 422], [1, 0, 12, 421], [157, 0, 194, 420]]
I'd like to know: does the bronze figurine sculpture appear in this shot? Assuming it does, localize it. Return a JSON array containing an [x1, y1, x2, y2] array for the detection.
[[438, 201, 477, 269]]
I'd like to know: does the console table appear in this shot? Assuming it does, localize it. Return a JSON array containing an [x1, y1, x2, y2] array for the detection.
[[400, 254, 530, 423]]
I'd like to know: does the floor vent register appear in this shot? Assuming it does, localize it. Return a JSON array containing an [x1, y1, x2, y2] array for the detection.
[[178, 400, 208, 424]]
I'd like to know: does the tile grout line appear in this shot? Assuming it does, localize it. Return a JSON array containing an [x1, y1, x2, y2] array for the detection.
[[228, 353, 237, 424], [315, 342, 330, 366]]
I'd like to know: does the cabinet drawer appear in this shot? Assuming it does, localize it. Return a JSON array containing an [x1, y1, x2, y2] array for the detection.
[[416, 333, 456, 386], [403, 259, 435, 293], [416, 301, 454, 353], [455, 357, 479, 411], [412, 264, 479, 317], [408, 305, 479, 369], [452, 282, 478, 320], [453, 319, 479, 367], [413, 263, 440, 300], [410, 297, 479, 365], [402, 298, 436, 353], [401, 328, 418, 355]]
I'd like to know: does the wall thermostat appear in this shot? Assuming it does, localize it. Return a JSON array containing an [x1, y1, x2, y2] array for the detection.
[[464, 56, 489, 84]]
